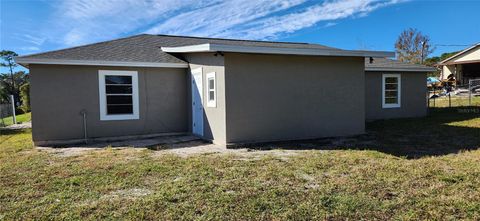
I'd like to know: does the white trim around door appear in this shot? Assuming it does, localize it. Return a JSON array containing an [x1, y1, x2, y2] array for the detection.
[[191, 68, 204, 136]]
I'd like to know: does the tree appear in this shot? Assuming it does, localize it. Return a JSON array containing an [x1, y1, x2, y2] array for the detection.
[[1, 50, 19, 91], [424, 51, 460, 67], [395, 28, 434, 64], [0, 50, 19, 103], [20, 83, 30, 113], [423, 57, 440, 67], [0, 71, 28, 105]]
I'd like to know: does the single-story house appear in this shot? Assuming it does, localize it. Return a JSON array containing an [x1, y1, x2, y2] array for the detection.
[[438, 43, 480, 85], [15, 34, 435, 146]]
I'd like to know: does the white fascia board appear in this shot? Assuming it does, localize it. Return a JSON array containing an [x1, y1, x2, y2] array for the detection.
[[161, 44, 212, 53], [366, 67, 437, 72], [14, 58, 189, 68], [162, 43, 395, 58]]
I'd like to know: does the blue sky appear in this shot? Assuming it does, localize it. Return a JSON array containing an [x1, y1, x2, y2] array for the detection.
[[1, 0, 479, 73]]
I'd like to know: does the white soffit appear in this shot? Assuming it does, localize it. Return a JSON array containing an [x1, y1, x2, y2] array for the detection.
[[366, 67, 437, 72], [161, 43, 395, 58]]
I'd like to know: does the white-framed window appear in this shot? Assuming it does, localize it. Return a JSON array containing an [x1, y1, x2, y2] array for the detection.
[[98, 70, 139, 120], [206, 72, 216, 107], [382, 73, 401, 108]]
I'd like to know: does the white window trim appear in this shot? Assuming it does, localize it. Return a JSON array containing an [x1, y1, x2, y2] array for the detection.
[[382, 73, 401, 108], [206, 72, 216, 107], [98, 70, 139, 121]]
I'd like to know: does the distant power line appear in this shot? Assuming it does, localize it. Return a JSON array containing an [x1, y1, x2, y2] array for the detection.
[[434, 44, 476, 47]]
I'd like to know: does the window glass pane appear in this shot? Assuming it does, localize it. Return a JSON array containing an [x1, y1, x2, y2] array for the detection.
[[385, 77, 398, 83], [209, 91, 215, 101], [385, 83, 398, 90], [208, 79, 214, 90], [107, 95, 132, 104], [106, 85, 132, 94], [107, 105, 133, 114], [385, 91, 398, 97], [385, 97, 398, 104], [105, 76, 132, 84]]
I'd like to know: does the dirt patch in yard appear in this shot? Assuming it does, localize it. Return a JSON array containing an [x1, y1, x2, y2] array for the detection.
[[37, 139, 307, 160], [101, 188, 152, 200], [3, 122, 32, 130], [151, 140, 304, 159], [37, 146, 104, 157], [35, 132, 378, 159]]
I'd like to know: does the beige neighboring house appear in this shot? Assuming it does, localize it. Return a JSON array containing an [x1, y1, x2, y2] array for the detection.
[[15, 34, 434, 146], [438, 43, 480, 85]]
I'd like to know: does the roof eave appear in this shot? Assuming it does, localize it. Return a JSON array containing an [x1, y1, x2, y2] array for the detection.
[[14, 58, 189, 68], [161, 43, 395, 58], [365, 67, 437, 72], [441, 59, 480, 66], [438, 43, 480, 65]]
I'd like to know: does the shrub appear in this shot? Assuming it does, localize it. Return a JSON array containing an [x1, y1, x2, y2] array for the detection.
[[19, 83, 30, 113]]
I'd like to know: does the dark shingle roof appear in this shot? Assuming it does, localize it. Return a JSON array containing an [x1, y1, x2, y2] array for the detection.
[[18, 34, 433, 72], [18, 34, 336, 64], [365, 57, 436, 72], [18, 34, 186, 64], [152, 34, 336, 49]]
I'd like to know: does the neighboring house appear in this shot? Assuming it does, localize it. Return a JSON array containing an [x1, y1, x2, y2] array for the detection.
[[438, 43, 480, 85], [15, 34, 435, 146]]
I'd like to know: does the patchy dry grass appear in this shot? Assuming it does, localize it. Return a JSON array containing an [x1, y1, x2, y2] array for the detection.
[[365, 107, 480, 158], [429, 95, 480, 108], [1, 108, 479, 220]]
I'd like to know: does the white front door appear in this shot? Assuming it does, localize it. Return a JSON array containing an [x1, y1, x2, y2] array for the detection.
[[191, 68, 204, 136]]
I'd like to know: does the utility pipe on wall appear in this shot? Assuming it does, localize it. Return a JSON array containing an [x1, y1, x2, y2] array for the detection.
[[80, 110, 88, 144], [10, 95, 16, 125]]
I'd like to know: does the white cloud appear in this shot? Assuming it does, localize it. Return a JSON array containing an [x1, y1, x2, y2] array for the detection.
[[20, 46, 40, 52], [323, 22, 338, 28], [145, 0, 308, 37], [212, 0, 406, 39], [48, 0, 405, 46], [20, 34, 46, 46], [52, 0, 216, 46]]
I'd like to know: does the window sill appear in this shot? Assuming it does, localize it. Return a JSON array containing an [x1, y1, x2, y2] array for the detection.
[[382, 105, 401, 109], [100, 114, 139, 121], [207, 101, 216, 108]]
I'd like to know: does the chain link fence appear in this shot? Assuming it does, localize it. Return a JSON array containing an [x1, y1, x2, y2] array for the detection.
[[428, 79, 480, 108], [468, 79, 480, 106], [1, 102, 14, 127]]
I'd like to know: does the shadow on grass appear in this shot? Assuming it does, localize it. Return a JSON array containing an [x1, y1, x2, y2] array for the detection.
[[0, 128, 31, 147], [240, 107, 480, 159], [0, 128, 31, 136], [4, 108, 478, 159]]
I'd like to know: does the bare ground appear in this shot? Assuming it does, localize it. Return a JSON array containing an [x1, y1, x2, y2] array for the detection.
[[36, 137, 310, 160]]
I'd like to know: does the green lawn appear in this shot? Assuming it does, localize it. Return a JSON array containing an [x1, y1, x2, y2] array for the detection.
[[0, 112, 31, 127], [0, 108, 479, 220]]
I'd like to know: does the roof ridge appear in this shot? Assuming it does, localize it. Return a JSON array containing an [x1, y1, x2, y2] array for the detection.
[[17, 34, 151, 58], [367, 57, 435, 69], [154, 34, 315, 45]]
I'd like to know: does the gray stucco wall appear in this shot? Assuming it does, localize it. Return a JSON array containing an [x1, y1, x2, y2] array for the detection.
[[29, 64, 188, 143], [224, 53, 366, 144], [365, 71, 427, 121], [184, 53, 227, 144]]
